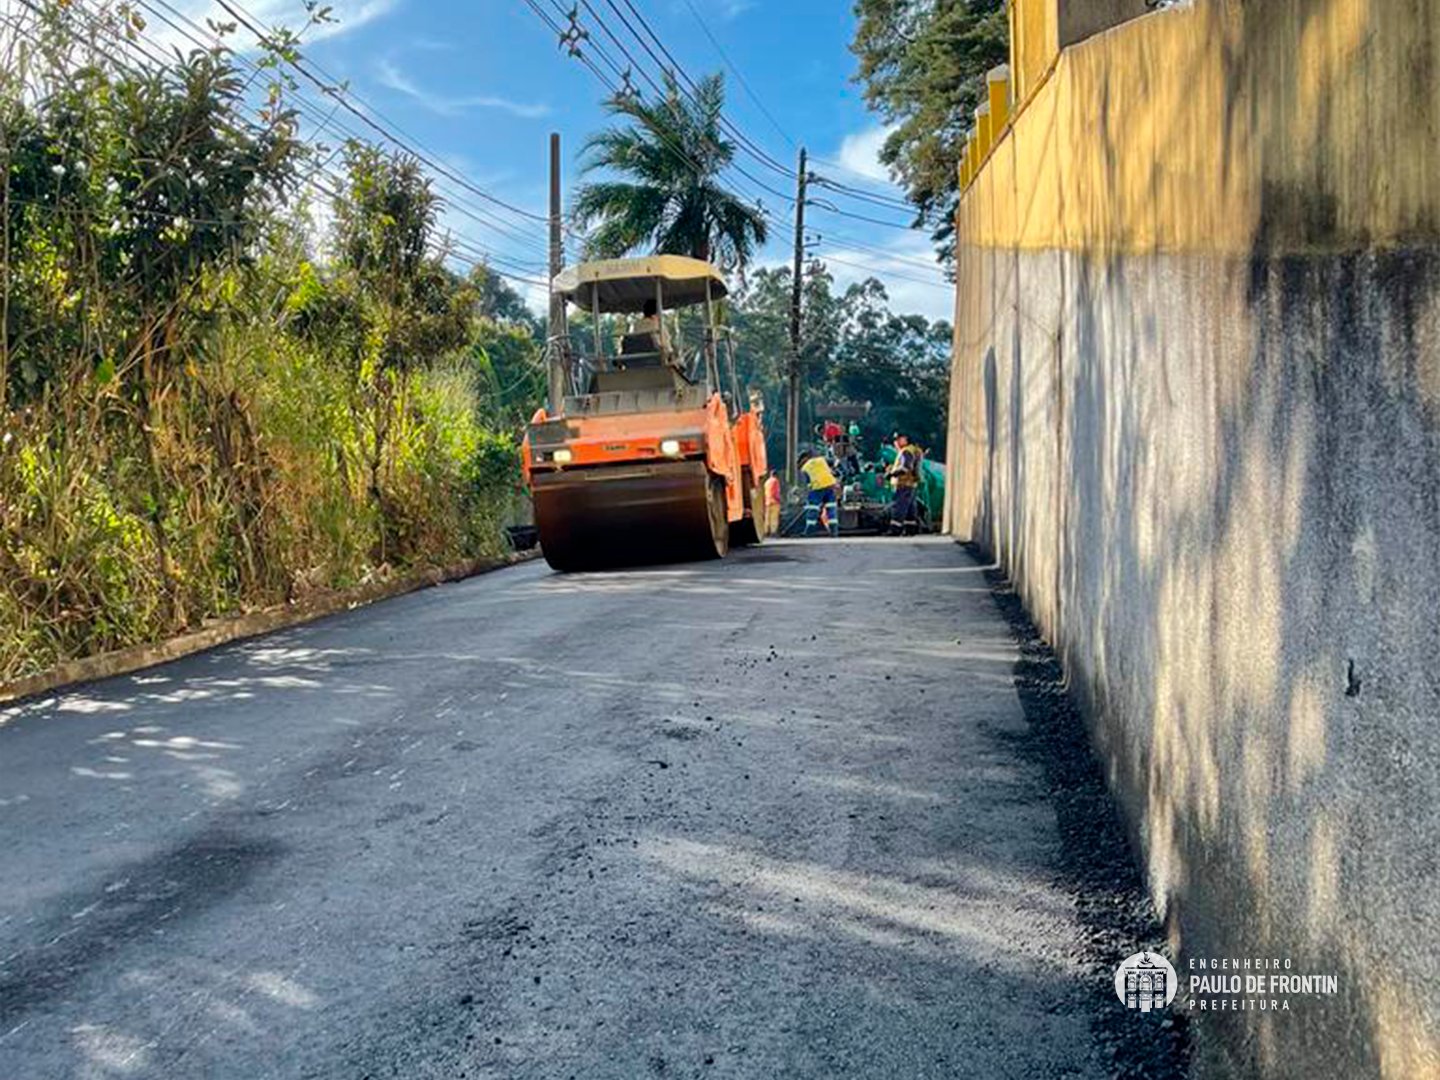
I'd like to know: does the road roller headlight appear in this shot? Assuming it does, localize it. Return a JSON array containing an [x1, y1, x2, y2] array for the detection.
[[552, 448, 573, 464], [660, 439, 682, 457]]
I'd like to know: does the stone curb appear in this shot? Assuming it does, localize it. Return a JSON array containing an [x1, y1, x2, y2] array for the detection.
[[0, 549, 539, 707]]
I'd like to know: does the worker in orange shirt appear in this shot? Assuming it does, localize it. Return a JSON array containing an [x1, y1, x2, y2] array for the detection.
[[797, 450, 839, 538], [763, 470, 782, 536]]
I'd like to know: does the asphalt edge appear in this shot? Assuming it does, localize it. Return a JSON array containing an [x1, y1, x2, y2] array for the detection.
[[0, 550, 540, 707], [965, 540, 1193, 1079]]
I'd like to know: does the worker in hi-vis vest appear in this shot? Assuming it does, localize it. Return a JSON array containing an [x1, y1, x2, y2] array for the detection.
[[886, 432, 922, 536], [797, 450, 839, 538], [763, 470, 782, 536]]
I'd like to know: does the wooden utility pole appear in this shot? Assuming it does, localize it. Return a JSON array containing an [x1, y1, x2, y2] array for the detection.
[[547, 132, 567, 412], [786, 146, 807, 486]]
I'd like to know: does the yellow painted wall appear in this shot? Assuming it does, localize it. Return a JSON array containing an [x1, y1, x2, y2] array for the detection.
[[974, 0, 1440, 256]]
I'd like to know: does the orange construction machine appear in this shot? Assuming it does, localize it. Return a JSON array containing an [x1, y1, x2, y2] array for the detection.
[[522, 256, 767, 572]]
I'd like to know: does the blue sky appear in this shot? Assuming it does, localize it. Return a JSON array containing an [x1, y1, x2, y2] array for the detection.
[[154, 0, 953, 319]]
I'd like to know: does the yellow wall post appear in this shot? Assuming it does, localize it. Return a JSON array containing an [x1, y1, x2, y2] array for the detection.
[[1010, 0, 1059, 104], [987, 64, 1011, 136], [1008, 0, 1147, 108], [1008, 0, 1022, 100]]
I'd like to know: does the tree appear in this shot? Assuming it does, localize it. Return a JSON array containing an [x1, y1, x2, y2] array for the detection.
[[461, 264, 542, 432], [470, 319, 544, 432], [470, 264, 539, 331], [314, 143, 477, 559], [1, 4, 306, 622], [731, 260, 842, 464], [729, 264, 950, 464], [828, 279, 951, 453], [850, 0, 1008, 268], [0, 1, 522, 678], [572, 72, 767, 271]]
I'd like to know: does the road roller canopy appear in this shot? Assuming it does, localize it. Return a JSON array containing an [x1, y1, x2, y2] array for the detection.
[[553, 256, 728, 314]]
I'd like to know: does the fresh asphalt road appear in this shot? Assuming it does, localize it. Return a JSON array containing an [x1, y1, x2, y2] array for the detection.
[[1, 538, 1128, 1079]]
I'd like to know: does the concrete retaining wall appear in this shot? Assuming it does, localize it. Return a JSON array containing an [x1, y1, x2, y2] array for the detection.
[[948, 1, 1440, 1076]]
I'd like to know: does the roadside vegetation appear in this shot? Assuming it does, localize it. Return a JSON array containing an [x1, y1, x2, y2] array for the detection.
[[0, 3, 540, 681]]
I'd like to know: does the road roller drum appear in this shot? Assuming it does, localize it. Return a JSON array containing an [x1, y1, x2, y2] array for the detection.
[[531, 460, 728, 571]]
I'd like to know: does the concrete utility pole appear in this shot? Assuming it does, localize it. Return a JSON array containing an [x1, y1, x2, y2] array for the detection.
[[786, 146, 807, 486], [547, 132, 567, 413]]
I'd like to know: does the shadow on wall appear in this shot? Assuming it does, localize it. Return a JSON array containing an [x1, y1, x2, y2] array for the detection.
[[954, 0, 1440, 1075]]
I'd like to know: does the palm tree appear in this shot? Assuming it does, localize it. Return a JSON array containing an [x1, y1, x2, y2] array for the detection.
[[573, 73, 768, 271]]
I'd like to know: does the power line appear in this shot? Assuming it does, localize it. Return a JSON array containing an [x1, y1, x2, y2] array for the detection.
[[810, 173, 914, 213], [3, 1, 549, 293], [555, 0, 791, 209], [558, 0, 926, 237], [211, 0, 549, 225], [524, 0, 625, 103], [810, 151, 907, 192], [533, 0, 944, 318], [521, 0, 945, 315], [807, 198, 919, 232], [129, 0, 555, 261], [524, 0, 789, 247], [603, 0, 804, 209], [619, 10, 916, 220], [817, 251, 950, 291], [679, 0, 795, 150], [603, 0, 927, 229], [608, 0, 794, 180], [112, 1, 545, 263], [533, 0, 790, 232], [808, 229, 944, 273], [11, 185, 549, 287]]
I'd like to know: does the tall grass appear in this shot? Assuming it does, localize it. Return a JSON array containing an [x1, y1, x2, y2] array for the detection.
[[0, 270, 523, 682]]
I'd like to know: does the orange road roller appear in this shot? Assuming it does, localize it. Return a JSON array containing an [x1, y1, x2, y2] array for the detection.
[[522, 256, 767, 572]]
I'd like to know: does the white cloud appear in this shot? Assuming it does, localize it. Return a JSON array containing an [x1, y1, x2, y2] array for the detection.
[[753, 234, 952, 323], [822, 238, 953, 323], [147, 0, 400, 53], [837, 268, 952, 324], [301, 0, 398, 42], [807, 125, 952, 317], [672, 0, 753, 21], [376, 58, 551, 120], [835, 125, 897, 185]]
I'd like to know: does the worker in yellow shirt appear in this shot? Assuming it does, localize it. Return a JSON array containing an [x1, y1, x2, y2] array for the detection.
[[797, 450, 839, 538]]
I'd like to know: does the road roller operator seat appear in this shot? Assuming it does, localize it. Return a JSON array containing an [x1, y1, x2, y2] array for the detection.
[[619, 331, 664, 367]]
